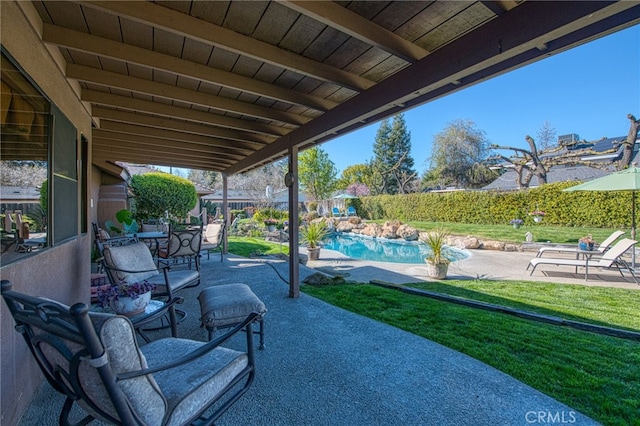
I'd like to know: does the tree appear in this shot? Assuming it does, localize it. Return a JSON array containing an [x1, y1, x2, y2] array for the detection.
[[621, 113, 640, 168], [491, 113, 639, 188], [536, 121, 557, 150], [371, 114, 416, 194], [130, 172, 197, 221], [490, 135, 550, 188], [188, 169, 219, 189], [228, 162, 286, 209], [336, 164, 373, 190], [298, 146, 337, 200], [425, 119, 496, 189]]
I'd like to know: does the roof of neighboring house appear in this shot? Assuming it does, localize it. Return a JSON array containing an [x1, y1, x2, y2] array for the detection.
[[482, 165, 612, 191], [1, 186, 41, 202], [201, 190, 256, 202]]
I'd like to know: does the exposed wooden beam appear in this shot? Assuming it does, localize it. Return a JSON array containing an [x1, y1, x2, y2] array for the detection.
[[279, 1, 429, 63], [67, 64, 310, 126], [81, 0, 375, 91], [93, 149, 229, 171], [225, 1, 638, 175], [97, 121, 259, 153], [82, 90, 288, 137], [42, 23, 337, 112], [93, 131, 246, 159], [93, 143, 234, 164], [92, 107, 274, 146]]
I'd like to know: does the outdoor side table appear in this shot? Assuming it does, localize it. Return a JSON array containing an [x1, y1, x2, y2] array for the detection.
[[91, 297, 182, 342]]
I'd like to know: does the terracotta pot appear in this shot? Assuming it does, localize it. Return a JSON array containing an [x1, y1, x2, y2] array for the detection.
[[425, 261, 448, 279], [307, 247, 321, 261], [109, 291, 151, 317]]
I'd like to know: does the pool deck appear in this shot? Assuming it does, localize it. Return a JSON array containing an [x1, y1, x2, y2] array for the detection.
[[303, 246, 640, 290]]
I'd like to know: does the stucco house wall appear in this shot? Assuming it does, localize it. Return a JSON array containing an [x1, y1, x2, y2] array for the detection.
[[1, 2, 93, 424]]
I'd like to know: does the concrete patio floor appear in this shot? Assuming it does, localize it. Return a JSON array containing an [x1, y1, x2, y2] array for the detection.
[[16, 248, 619, 425]]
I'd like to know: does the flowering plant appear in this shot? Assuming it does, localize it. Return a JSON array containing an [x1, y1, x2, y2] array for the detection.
[[264, 218, 278, 226], [510, 219, 524, 225], [97, 280, 156, 308], [529, 211, 546, 216]]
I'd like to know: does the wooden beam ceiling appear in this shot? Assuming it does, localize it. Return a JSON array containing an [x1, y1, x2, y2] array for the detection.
[[20, 1, 638, 175]]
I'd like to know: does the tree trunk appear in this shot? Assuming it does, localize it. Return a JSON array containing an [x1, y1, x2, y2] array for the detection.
[[619, 114, 639, 168]]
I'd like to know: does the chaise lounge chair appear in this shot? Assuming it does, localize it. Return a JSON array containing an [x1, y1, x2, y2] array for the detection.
[[347, 206, 357, 216], [527, 238, 638, 283], [332, 207, 342, 217], [536, 230, 624, 258]]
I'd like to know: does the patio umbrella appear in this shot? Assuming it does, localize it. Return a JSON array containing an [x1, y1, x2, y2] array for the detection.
[[331, 193, 357, 210], [563, 167, 640, 268]]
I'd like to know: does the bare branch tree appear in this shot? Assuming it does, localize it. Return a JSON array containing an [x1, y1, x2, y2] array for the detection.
[[620, 113, 640, 168]]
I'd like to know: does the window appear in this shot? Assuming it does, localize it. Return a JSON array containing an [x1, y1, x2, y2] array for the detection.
[[1, 49, 78, 263]]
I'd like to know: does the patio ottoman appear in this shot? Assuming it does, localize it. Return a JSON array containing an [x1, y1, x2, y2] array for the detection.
[[198, 283, 267, 349]]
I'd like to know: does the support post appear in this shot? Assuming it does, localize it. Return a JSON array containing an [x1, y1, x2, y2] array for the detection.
[[287, 146, 300, 298], [222, 175, 228, 254]]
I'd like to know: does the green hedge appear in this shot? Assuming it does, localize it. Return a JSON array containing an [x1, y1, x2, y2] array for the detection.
[[357, 181, 635, 227]]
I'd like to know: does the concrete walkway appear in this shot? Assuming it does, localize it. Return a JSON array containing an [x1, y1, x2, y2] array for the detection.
[[306, 246, 639, 290], [17, 251, 610, 426]]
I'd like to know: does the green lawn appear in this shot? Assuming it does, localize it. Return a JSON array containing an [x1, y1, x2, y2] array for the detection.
[[302, 282, 640, 425], [398, 220, 620, 244], [227, 236, 289, 258]]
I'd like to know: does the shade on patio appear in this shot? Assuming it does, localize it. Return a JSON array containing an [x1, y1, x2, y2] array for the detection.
[[564, 167, 640, 267]]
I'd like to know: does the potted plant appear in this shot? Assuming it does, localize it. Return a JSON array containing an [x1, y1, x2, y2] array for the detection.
[[300, 221, 328, 260], [422, 229, 450, 279], [529, 210, 546, 223], [578, 234, 595, 251], [264, 218, 278, 232], [97, 280, 156, 317], [510, 218, 524, 229]]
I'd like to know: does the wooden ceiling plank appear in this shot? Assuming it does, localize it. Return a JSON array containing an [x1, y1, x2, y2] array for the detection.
[[93, 143, 235, 165], [81, 0, 375, 91], [66, 64, 311, 125], [91, 106, 274, 145], [98, 120, 260, 153], [225, 1, 638, 175], [280, 1, 428, 62], [93, 132, 245, 160], [93, 148, 232, 169], [93, 151, 226, 171]]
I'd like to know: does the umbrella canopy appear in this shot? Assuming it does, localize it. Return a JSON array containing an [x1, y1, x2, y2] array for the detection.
[[564, 167, 640, 267], [331, 193, 357, 211]]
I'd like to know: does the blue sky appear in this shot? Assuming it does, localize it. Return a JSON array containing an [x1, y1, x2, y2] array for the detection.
[[322, 24, 640, 175]]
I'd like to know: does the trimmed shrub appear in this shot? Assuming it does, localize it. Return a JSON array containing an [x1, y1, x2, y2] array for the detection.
[[358, 181, 635, 228], [130, 172, 197, 221]]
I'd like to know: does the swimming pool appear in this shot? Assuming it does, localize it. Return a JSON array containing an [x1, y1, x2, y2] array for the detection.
[[319, 233, 469, 264]]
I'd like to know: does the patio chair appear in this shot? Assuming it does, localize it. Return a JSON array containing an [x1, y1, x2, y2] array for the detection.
[[527, 238, 638, 283], [536, 230, 624, 258], [201, 222, 225, 261], [347, 206, 357, 217], [332, 207, 341, 217], [1, 280, 258, 426], [100, 241, 200, 336], [157, 224, 203, 277]]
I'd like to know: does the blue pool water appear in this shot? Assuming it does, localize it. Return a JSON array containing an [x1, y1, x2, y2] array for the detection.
[[319, 233, 469, 264]]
